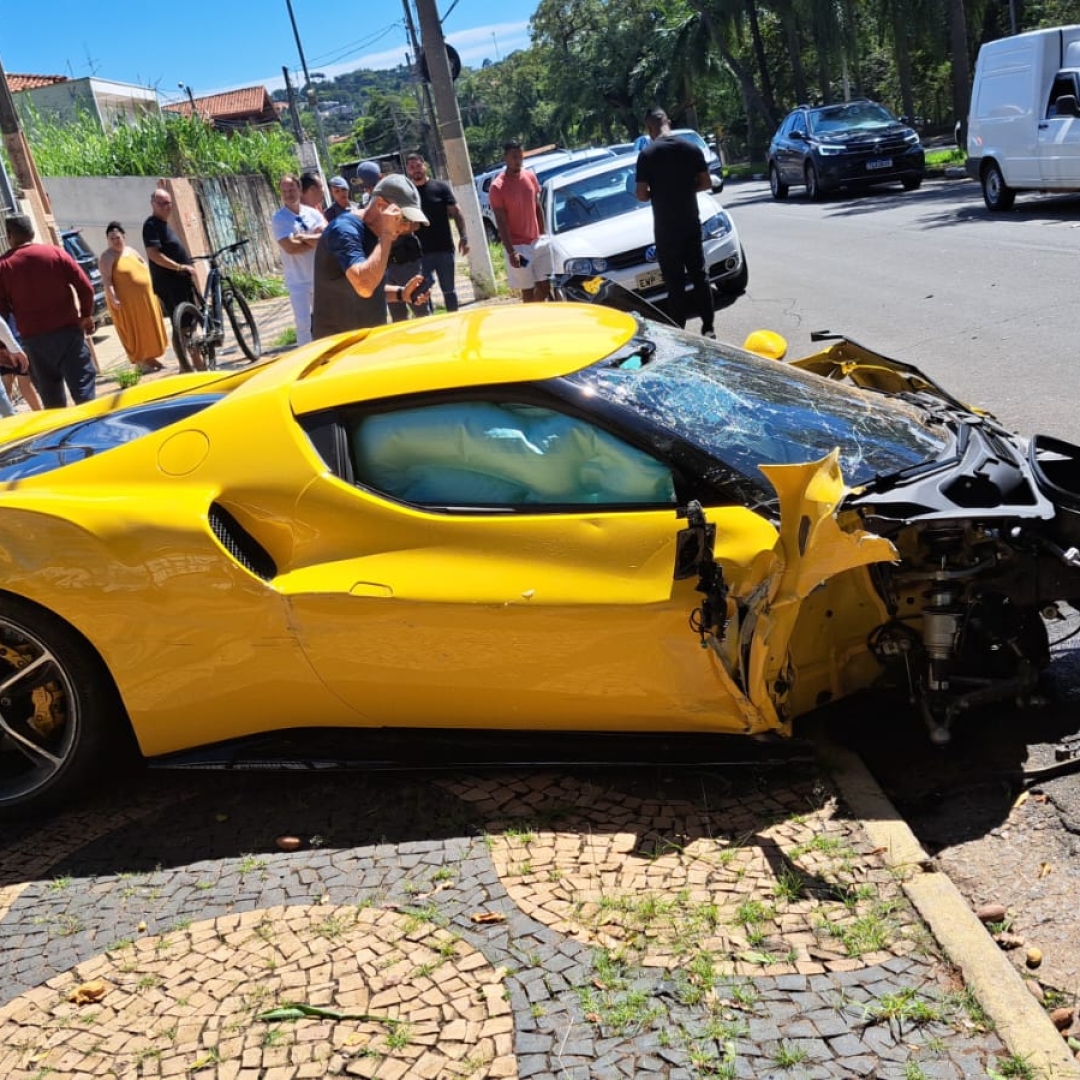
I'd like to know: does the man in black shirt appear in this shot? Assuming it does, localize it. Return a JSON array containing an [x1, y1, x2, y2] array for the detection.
[[406, 153, 469, 313], [142, 188, 197, 319], [635, 108, 715, 337]]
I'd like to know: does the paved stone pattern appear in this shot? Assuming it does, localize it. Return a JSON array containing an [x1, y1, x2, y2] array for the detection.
[[0, 765, 1007, 1078]]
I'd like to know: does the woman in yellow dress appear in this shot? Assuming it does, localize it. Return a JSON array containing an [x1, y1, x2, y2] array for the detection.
[[98, 221, 167, 374]]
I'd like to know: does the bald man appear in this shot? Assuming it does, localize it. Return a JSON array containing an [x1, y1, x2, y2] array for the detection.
[[142, 187, 198, 320]]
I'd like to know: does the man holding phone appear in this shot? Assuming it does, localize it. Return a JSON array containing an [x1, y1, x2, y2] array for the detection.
[[489, 140, 549, 303]]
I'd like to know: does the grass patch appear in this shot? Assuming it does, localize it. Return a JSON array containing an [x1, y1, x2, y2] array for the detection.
[[926, 147, 965, 167], [271, 327, 297, 348], [384, 1022, 412, 1051], [734, 899, 774, 926], [688, 1037, 738, 1077], [988, 1054, 1038, 1079], [772, 1041, 808, 1067], [578, 948, 664, 1035], [229, 271, 287, 301], [866, 987, 941, 1028], [941, 985, 993, 1031], [311, 913, 357, 940], [111, 365, 141, 389]]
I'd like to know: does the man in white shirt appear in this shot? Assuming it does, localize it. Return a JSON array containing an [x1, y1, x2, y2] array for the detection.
[[271, 174, 325, 345]]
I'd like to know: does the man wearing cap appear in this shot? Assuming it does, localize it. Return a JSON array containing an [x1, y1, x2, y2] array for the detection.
[[0, 214, 97, 408], [272, 173, 326, 345], [312, 173, 432, 337], [325, 176, 355, 222]]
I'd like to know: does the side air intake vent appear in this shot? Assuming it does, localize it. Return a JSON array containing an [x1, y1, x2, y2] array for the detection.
[[208, 503, 277, 581]]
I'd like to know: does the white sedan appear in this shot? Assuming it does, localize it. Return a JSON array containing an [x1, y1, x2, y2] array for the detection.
[[536, 154, 747, 309]]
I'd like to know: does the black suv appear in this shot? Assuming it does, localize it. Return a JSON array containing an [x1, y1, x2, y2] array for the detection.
[[767, 100, 925, 201], [61, 229, 108, 326]]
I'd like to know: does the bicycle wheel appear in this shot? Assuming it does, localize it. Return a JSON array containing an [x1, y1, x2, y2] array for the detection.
[[223, 284, 261, 362], [172, 302, 213, 372]]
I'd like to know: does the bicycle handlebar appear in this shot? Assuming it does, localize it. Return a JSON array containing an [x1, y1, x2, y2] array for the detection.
[[193, 238, 251, 263]]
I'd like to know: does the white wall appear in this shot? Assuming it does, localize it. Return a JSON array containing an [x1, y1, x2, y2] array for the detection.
[[43, 177, 163, 262]]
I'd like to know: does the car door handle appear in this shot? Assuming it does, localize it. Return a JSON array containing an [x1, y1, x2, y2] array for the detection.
[[1039, 122, 1049, 129]]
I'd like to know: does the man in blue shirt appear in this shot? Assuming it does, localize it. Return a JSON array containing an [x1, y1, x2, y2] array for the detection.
[[311, 174, 431, 338]]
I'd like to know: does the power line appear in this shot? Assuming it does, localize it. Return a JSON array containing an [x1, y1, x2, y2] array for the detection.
[[307, 23, 405, 69]]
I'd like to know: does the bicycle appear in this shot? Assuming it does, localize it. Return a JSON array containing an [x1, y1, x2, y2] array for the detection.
[[172, 239, 262, 371]]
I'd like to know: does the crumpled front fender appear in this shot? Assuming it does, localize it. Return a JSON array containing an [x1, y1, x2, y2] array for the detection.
[[743, 451, 898, 728]]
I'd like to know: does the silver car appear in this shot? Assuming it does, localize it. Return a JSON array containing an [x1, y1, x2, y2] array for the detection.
[[537, 154, 747, 308]]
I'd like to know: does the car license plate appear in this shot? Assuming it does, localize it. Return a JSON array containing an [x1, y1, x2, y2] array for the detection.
[[866, 158, 893, 171], [636, 269, 664, 290]]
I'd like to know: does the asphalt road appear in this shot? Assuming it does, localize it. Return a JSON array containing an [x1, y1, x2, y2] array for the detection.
[[708, 171, 1080, 994], [711, 173, 1080, 442]]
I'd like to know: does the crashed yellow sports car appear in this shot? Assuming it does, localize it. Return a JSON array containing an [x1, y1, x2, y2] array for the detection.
[[3, 301, 1080, 816]]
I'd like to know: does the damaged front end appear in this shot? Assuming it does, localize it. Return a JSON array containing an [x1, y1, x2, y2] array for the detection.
[[558, 288, 1080, 743], [786, 337, 1080, 743]]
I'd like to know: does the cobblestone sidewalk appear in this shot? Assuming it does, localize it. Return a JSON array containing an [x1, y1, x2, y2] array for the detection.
[[0, 762, 1009, 1079]]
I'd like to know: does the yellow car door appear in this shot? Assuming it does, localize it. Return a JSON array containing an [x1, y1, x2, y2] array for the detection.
[[281, 442, 781, 737]]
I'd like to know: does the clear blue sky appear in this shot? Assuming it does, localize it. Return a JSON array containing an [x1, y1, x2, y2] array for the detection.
[[1, 0, 536, 103]]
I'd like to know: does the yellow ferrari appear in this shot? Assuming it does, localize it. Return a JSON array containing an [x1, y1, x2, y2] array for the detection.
[[3, 302, 1080, 816]]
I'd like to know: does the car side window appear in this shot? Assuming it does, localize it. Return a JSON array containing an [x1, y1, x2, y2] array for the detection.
[[790, 114, 807, 138], [1047, 74, 1078, 117], [348, 400, 677, 509]]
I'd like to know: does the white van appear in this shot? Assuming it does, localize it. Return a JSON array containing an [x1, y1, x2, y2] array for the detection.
[[967, 25, 1080, 209]]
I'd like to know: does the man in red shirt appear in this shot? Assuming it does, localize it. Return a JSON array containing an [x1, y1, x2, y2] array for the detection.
[[0, 214, 97, 408], [489, 140, 550, 303]]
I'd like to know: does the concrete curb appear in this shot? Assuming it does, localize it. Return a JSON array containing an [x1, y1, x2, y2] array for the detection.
[[819, 737, 1080, 1080]]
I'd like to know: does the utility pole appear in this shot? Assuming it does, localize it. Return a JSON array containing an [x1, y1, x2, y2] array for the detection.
[[413, 0, 495, 299], [0, 50, 59, 244], [284, 0, 333, 177], [402, 0, 446, 176], [179, 82, 198, 117], [281, 66, 305, 144]]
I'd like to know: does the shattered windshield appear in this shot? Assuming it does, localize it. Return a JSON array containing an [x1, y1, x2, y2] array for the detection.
[[563, 324, 950, 490]]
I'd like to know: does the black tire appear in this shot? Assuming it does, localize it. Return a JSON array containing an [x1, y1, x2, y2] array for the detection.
[[982, 161, 1016, 211], [483, 218, 499, 244], [173, 301, 212, 372], [805, 162, 824, 201], [223, 286, 262, 362], [902, 175, 923, 191], [769, 164, 789, 201], [0, 595, 126, 819]]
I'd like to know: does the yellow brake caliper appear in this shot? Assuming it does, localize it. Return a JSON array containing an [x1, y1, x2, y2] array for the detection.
[[0, 642, 66, 737]]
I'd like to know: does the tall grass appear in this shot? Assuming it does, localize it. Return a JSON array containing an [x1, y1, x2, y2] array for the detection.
[[24, 109, 298, 185]]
